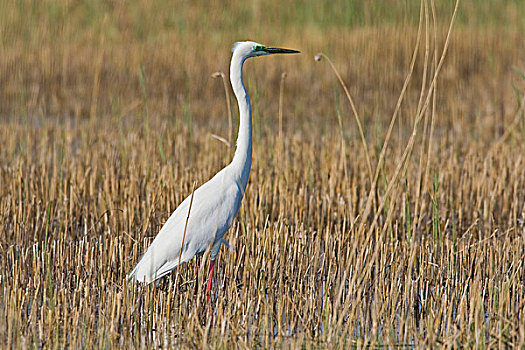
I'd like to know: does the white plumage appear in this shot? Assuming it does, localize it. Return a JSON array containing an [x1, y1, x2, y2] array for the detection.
[[129, 165, 244, 283], [128, 41, 299, 294]]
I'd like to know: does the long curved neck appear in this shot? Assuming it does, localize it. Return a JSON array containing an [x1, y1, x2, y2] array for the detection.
[[229, 53, 252, 189]]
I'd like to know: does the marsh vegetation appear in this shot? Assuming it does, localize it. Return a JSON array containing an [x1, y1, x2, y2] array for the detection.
[[1, 0, 524, 347]]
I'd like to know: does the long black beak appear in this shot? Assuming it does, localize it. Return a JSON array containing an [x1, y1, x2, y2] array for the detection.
[[267, 47, 300, 54]]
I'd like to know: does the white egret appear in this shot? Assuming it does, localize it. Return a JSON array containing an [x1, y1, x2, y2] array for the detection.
[[129, 41, 299, 305]]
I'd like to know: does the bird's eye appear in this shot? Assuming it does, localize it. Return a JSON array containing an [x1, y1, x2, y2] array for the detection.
[[253, 45, 267, 51]]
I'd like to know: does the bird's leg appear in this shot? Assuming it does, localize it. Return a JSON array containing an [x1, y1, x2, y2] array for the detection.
[[206, 259, 216, 313]]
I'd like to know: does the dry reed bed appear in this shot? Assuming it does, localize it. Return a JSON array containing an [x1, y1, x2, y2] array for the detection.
[[2, 1, 525, 348], [1, 108, 524, 347]]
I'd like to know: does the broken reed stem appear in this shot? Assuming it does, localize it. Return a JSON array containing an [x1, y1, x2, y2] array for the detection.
[[278, 72, 287, 139], [212, 72, 233, 149], [419, 0, 440, 228], [210, 133, 231, 148], [314, 52, 373, 184], [178, 180, 197, 268], [336, 109, 348, 180], [413, 0, 432, 234], [174, 180, 198, 298]]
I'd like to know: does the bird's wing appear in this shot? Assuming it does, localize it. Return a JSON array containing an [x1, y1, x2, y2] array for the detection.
[[129, 168, 243, 283]]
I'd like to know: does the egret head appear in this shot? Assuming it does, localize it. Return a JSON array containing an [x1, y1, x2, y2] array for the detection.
[[232, 41, 300, 60]]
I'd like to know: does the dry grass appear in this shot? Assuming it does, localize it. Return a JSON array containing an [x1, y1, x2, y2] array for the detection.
[[1, 0, 525, 348]]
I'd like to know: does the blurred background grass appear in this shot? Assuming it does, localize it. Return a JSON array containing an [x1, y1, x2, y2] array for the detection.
[[1, 0, 524, 127]]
